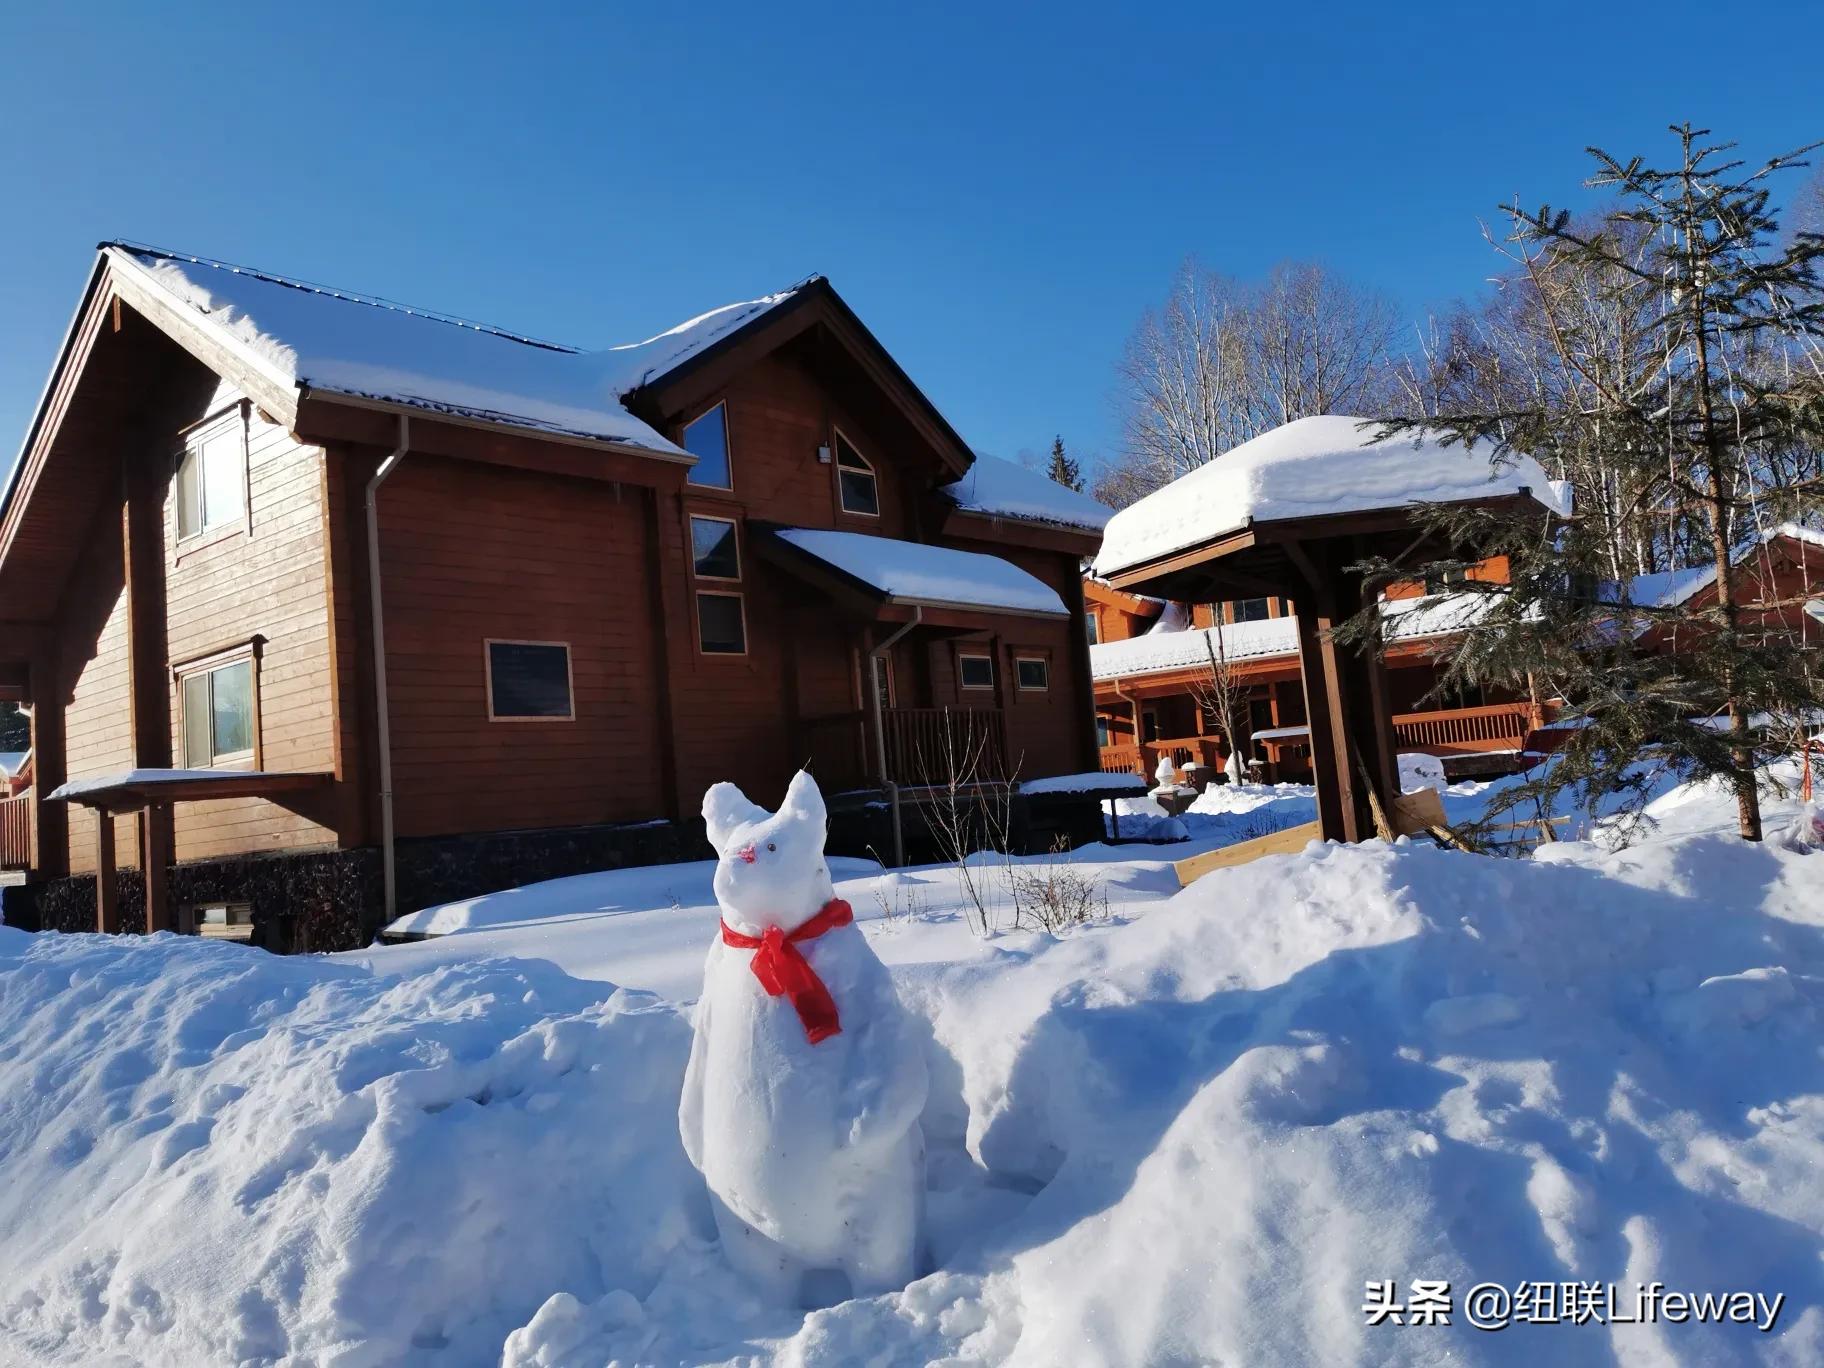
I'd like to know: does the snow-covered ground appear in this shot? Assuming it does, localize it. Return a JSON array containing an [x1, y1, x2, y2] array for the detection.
[[1, 767, 1820, 1365]]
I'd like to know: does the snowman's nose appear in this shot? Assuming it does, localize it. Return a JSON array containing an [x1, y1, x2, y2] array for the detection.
[[734, 844, 758, 864]]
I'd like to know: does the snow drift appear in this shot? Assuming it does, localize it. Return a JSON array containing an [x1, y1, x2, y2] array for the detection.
[[3, 777, 1823, 1365], [0, 930, 700, 1366]]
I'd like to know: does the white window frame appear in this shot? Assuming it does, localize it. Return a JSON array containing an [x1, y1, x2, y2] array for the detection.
[[958, 653, 994, 691], [696, 590, 748, 657], [174, 402, 251, 546], [833, 427, 880, 518], [176, 643, 260, 770], [484, 639, 577, 723], [688, 513, 742, 583], [1015, 656, 1050, 692], [682, 400, 734, 491]]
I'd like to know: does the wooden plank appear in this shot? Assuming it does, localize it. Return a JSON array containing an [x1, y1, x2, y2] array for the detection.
[[1175, 820, 1322, 885]]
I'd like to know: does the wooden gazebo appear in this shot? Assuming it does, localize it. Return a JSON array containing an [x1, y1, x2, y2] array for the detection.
[[1095, 417, 1563, 843]]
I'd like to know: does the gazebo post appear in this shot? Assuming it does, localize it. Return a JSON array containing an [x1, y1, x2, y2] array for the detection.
[[94, 810, 118, 934], [142, 801, 171, 933]]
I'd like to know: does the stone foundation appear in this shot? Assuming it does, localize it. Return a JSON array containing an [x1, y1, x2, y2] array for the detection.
[[3, 818, 708, 953]]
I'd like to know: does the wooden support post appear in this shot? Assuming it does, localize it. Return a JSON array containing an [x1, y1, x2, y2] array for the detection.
[[142, 802, 171, 932], [27, 647, 68, 878], [95, 812, 119, 934]]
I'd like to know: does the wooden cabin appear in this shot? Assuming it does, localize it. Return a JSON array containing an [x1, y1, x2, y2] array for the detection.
[[1085, 561, 1544, 784], [0, 245, 1111, 948], [1088, 528, 1824, 785]]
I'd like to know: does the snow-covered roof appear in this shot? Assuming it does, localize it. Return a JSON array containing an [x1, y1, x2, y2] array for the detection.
[[106, 246, 822, 460], [942, 453, 1114, 533], [1093, 416, 1569, 578], [1019, 772, 1149, 797], [599, 287, 807, 392], [1598, 523, 1824, 611], [773, 528, 1068, 617], [48, 768, 327, 804], [1091, 615, 1300, 680], [1090, 592, 1485, 681]]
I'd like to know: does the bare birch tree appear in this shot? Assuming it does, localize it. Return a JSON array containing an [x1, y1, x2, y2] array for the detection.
[[1098, 259, 1397, 506]]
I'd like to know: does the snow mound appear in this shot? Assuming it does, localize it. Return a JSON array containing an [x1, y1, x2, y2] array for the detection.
[[0, 933, 700, 1367]]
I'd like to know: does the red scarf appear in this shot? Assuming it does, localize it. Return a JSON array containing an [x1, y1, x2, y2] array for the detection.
[[719, 898, 854, 1044]]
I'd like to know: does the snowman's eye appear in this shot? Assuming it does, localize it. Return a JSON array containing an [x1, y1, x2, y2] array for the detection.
[[766, 842, 777, 852]]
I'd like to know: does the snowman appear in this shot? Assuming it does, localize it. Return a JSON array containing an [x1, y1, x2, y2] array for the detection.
[[679, 770, 928, 1306]]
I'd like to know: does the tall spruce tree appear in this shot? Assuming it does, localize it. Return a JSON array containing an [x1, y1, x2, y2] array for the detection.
[[1044, 435, 1083, 492], [1366, 125, 1824, 843]]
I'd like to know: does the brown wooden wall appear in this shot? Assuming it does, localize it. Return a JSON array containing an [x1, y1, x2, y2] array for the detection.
[[374, 455, 670, 836], [163, 387, 339, 862], [57, 503, 136, 875]]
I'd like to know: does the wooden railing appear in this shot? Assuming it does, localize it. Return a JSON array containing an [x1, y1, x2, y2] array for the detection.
[[0, 794, 31, 870], [1099, 745, 1142, 775], [802, 706, 1011, 791], [1393, 703, 1536, 756]]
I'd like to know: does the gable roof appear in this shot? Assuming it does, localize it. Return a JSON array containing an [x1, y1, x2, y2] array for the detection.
[[105, 245, 701, 456]]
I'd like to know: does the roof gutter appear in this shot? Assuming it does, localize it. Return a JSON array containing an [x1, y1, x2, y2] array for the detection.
[[365, 414, 410, 932]]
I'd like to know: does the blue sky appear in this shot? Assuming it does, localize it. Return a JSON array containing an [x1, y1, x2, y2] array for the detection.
[[2, 1, 1819, 481]]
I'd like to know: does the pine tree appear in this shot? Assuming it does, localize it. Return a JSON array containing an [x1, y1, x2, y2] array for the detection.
[[1045, 435, 1083, 492], [1366, 125, 1824, 844], [0, 703, 26, 752]]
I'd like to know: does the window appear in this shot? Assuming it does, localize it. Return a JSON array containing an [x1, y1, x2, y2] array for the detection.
[[485, 640, 574, 720], [870, 654, 895, 706], [180, 655, 256, 767], [1425, 567, 1469, 595], [834, 429, 879, 517], [1085, 613, 1099, 644], [176, 406, 248, 540], [958, 654, 994, 690], [1232, 597, 1271, 623], [684, 402, 732, 489], [697, 592, 746, 654], [1142, 710, 1160, 742], [690, 516, 740, 580], [1096, 717, 1111, 748], [1015, 656, 1049, 691], [1248, 698, 1276, 734], [183, 902, 254, 941]]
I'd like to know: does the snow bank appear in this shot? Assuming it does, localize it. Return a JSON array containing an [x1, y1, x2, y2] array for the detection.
[[1019, 771, 1148, 797], [1094, 415, 1568, 578], [942, 453, 1114, 532], [9, 769, 1824, 1365], [0, 932, 700, 1367]]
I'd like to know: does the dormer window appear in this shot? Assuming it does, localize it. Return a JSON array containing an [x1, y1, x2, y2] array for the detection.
[[684, 402, 732, 489], [834, 430, 879, 517]]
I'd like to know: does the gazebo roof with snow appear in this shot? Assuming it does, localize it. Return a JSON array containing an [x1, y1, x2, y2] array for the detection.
[[1093, 416, 1566, 601], [1094, 416, 1564, 846]]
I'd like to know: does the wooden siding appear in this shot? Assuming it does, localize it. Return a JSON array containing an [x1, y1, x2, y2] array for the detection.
[[162, 389, 339, 862], [58, 502, 137, 874], [375, 456, 669, 836]]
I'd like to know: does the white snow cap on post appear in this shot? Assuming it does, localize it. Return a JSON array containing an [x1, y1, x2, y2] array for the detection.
[[1093, 416, 1569, 578]]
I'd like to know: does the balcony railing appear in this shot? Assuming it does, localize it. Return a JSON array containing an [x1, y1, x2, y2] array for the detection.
[[0, 794, 31, 870], [1096, 703, 1542, 779], [1392, 702, 1536, 755], [802, 706, 1011, 792]]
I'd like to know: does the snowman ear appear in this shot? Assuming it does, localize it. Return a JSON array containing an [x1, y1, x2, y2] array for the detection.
[[702, 782, 767, 856], [780, 769, 827, 831]]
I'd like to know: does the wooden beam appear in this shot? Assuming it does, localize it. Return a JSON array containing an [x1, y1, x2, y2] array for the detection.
[[95, 814, 118, 934], [27, 646, 67, 878], [142, 803, 171, 933]]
